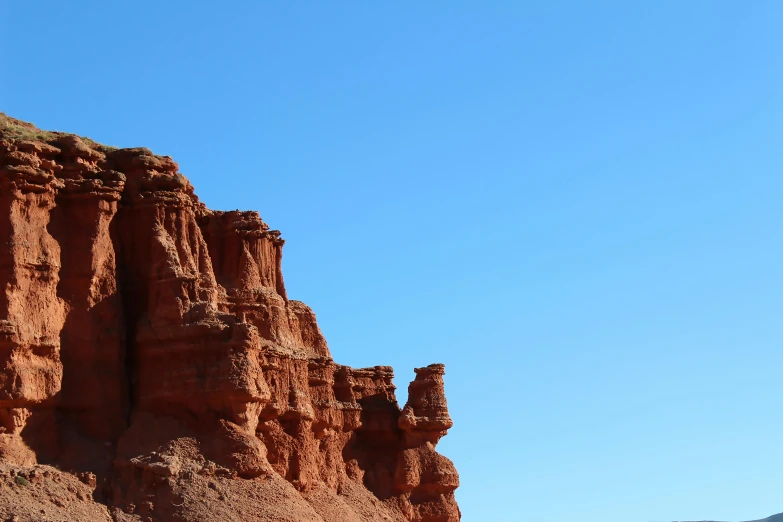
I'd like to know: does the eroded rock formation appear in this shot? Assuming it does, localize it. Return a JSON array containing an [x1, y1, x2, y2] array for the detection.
[[0, 114, 459, 522]]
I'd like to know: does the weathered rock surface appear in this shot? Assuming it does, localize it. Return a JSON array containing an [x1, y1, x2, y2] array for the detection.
[[0, 114, 460, 521]]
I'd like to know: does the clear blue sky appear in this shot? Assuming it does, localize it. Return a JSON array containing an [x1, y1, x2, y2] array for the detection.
[[2, 2, 782, 521]]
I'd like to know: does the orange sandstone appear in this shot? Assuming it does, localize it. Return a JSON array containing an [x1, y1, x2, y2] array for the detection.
[[0, 114, 460, 522]]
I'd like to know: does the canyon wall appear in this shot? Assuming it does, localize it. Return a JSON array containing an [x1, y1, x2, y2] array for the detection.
[[0, 114, 459, 522]]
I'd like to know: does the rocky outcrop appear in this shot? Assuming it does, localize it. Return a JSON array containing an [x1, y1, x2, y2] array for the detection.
[[0, 113, 460, 521]]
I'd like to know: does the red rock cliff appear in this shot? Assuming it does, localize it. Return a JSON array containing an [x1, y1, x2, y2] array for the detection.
[[0, 114, 460, 522]]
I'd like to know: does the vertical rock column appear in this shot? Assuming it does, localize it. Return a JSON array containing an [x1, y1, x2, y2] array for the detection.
[[343, 366, 402, 499], [50, 136, 129, 448], [395, 364, 460, 522], [108, 148, 224, 416], [109, 149, 272, 478], [0, 139, 67, 463]]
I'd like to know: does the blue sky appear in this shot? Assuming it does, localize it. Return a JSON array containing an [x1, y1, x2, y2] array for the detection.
[[2, 2, 783, 521]]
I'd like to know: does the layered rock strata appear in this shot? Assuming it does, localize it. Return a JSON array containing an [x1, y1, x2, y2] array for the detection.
[[0, 114, 459, 522]]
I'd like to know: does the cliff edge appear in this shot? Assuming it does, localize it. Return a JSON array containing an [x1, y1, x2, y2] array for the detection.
[[0, 113, 460, 522]]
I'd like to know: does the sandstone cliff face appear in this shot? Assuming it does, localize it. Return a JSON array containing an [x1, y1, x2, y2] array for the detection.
[[0, 114, 459, 522]]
